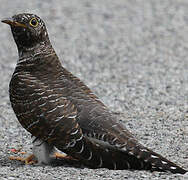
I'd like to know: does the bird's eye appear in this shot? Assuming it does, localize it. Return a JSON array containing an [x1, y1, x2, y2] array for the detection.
[[29, 18, 39, 27]]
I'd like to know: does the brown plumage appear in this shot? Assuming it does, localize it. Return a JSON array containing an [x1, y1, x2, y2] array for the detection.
[[2, 13, 187, 174]]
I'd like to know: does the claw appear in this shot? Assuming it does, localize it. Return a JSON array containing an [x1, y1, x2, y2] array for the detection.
[[9, 154, 37, 164]]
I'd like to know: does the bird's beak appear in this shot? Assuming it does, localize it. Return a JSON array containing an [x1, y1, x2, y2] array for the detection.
[[1, 18, 27, 28]]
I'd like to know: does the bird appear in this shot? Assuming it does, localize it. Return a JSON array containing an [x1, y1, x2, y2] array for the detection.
[[1, 13, 187, 174]]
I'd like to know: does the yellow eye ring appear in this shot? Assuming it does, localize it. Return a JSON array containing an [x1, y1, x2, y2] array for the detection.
[[29, 18, 39, 27]]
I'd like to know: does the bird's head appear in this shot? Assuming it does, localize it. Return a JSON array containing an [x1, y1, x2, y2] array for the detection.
[[2, 13, 50, 51]]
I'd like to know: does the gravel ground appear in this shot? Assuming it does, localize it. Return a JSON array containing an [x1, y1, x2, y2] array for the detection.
[[0, 0, 188, 179]]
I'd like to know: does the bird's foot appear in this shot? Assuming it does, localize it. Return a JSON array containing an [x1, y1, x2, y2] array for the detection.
[[9, 154, 37, 164], [54, 152, 76, 161], [9, 148, 37, 164]]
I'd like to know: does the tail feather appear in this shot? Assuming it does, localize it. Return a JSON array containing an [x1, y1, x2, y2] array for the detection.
[[118, 141, 187, 174], [55, 134, 187, 174], [52, 119, 187, 174]]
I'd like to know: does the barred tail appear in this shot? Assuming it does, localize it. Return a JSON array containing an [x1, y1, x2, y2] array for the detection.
[[55, 134, 187, 174]]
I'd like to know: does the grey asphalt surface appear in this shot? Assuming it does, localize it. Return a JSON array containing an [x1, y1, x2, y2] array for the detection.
[[0, 0, 188, 179]]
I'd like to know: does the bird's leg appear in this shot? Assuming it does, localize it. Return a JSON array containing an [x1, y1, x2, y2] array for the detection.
[[9, 154, 37, 164], [32, 137, 77, 165], [9, 147, 37, 164], [32, 136, 56, 165], [9, 137, 77, 165]]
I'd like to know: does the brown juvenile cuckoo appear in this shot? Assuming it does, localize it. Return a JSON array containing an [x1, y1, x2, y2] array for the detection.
[[2, 13, 187, 174]]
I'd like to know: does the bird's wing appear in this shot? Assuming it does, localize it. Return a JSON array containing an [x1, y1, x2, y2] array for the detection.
[[10, 70, 117, 168], [55, 70, 186, 173], [77, 104, 187, 173], [10, 70, 83, 148]]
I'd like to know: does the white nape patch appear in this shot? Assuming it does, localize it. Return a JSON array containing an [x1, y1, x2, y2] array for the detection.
[[170, 166, 177, 170], [151, 155, 158, 158], [161, 161, 168, 165]]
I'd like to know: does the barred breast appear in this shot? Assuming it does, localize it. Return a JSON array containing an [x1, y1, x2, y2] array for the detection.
[[5, 13, 187, 174]]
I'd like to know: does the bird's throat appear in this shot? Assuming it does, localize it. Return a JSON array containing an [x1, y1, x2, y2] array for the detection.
[[18, 41, 55, 62]]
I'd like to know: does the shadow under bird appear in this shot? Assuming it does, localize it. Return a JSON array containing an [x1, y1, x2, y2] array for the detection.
[[2, 13, 187, 174]]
